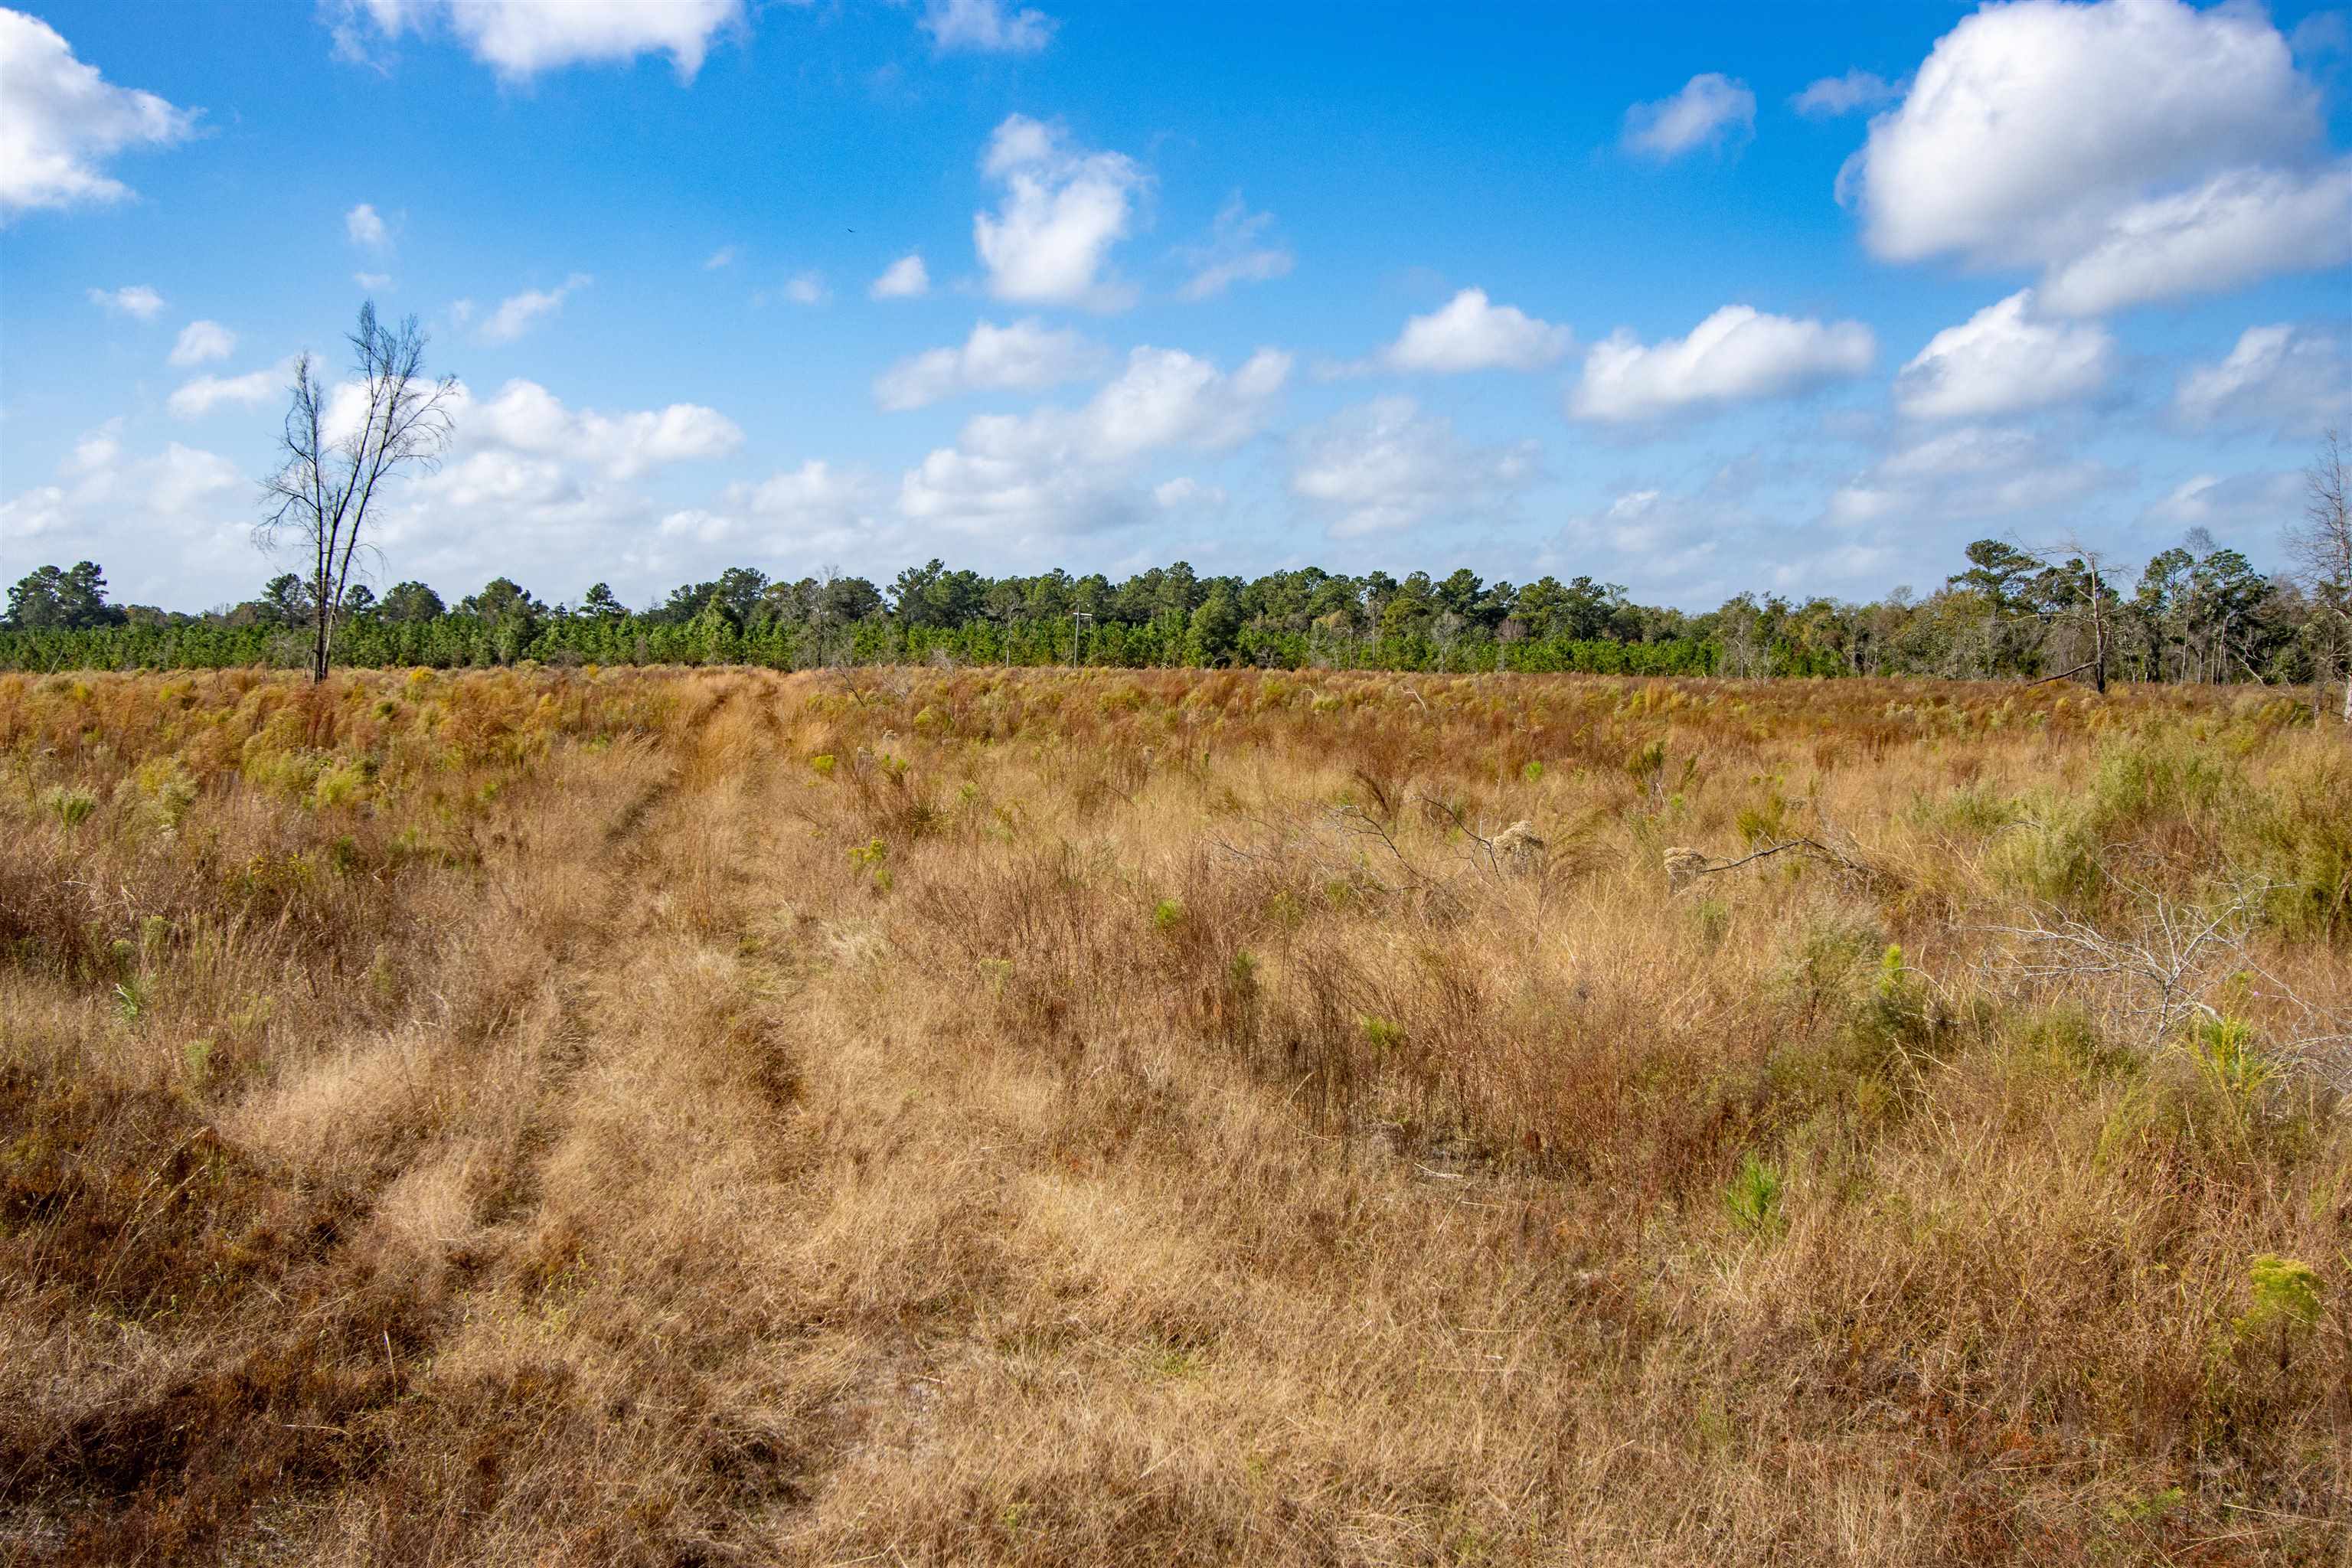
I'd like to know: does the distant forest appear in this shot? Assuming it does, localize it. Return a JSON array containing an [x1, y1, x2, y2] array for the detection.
[[5, 525, 2350, 698]]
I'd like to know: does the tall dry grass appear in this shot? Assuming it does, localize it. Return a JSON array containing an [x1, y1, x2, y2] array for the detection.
[[2, 665, 2347, 1564]]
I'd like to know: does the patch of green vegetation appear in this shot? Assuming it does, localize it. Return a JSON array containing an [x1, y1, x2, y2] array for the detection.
[[2181, 1015, 2277, 1122], [1722, 1152, 1785, 1238], [41, 786, 97, 829]]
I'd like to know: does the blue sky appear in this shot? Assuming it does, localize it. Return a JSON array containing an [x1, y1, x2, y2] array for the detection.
[[3, 0, 2348, 612]]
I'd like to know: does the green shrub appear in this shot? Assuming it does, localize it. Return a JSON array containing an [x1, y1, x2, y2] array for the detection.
[[2181, 1014, 2276, 1120], [1775, 913, 1880, 1020], [1986, 803, 2102, 906], [2235, 748, 2351, 940], [1734, 779, 1789, 847], [126, 756, 198, 831], [1932, 783, 2022, 835], [1624, 739, 1666, 786], [1858, 944, 1932, 1049], [848, 837, 891, 892], [308, 757, 374, 810], [2236, 1254, 2324, 1372], [2013, 1004, 2135, 1087], [40, 786, 97, 829], [2243, 1254, 2323, 1332], [2090, 733, 2234, 838]]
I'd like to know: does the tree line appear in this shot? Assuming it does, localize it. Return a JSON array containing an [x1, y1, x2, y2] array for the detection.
[[8, 489, 2350, 713], [5, 301, 2346, 713]]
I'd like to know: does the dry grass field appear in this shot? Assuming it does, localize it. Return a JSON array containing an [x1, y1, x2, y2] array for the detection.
[[4, 665, 2350, 1566]]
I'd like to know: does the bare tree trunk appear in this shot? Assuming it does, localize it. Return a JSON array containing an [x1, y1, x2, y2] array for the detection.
[[2288, 430, 2350, 726], [2092, 586, 2109, 694]]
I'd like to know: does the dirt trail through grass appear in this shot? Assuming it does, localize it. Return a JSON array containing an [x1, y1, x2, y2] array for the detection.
[[3, 666, 2347, 1565]]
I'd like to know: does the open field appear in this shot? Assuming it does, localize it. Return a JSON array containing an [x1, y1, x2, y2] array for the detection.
[[3, 665, 2350, 1565]]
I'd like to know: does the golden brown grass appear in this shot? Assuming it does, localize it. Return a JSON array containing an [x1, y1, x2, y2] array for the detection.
[[2, 665, 2347, 1565]]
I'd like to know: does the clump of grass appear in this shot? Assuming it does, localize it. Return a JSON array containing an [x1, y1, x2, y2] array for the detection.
[[2182, 1014, 2278, 1121], [40, 784, 96, 828], [2235, 1254, 2326, 1375], [1722, 1152, 1785, 1237], [122, 755, 198, 831]]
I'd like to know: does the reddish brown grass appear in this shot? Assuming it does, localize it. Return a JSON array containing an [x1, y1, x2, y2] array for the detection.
[[2, 665, 2347, 1564]]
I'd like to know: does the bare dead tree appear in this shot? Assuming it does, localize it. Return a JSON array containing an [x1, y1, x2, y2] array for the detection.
[[1978, 874, 2267, 1054], [258, 303, 456, 684], [1976, 869, 2348, 1086], [1998, 534, 2119, 693], [2286, 427, 2351, 724]]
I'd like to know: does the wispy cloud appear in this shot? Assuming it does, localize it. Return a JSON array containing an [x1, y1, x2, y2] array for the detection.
[[482, 273, 591, 342]]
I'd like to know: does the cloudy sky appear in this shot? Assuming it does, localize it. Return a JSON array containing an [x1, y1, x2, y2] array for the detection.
[[3, 0, 2349, 612]]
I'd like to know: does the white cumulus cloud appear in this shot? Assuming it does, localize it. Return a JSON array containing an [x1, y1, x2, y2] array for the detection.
[[732, 460, 878, 527], [169, 318, 236, 367], [1622, 73, 1755, 158], [2175, 323, 2350, 436], [168, 360, 290, 420], [870, 253, 929, 299], [0, 430, 245, 603], [0, 10, 198, 218], [922, 0, 1054, 54], [327, 0, 742, 80], [1570, 305, 1875, 423], [1557, 487, 1735, 590], [481, 273, 590, 342], [899, 344, 1289, 541], [874, 318, 1107, 411], [1847, 0, 2349, 312], [87, 283, 165, 319], [2143, 469, 2305, 532], [1381, 287, 1570, 374], [2035, 162, 2352, 316], [1290, 396, 1539, 538], [972, 113, 1147, 311], [1894, 289, 2115, 421], [1153, 476, 1227, 511], [1827, 425, 2112, 530], [345, 201, 389, 249], [337, 377, 746, 598], [452, 378, 741, 482], [660, 462, 884, 551]]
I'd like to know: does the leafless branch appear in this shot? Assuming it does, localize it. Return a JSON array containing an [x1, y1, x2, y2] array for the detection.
[[2022, 659, 2099, 690], [1971, 871, 2347, 1080]]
